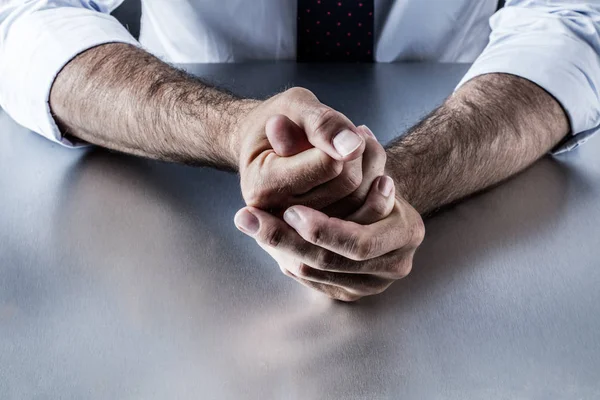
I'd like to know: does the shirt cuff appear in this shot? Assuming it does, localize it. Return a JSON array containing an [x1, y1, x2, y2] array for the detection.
[[455, 28, 600, 139], [0, 7, 140, 148]]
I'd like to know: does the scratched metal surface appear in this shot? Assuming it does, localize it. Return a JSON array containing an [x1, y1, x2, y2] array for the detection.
[[2, 63, 600, 399]]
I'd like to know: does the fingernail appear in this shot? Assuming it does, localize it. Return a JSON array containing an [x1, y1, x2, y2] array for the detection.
[[234, 209, 260, 234], [283, 207, 302, 229], [378, 176, 394, 197], [332, 129, 362, 157], [360, 125, 376, 139]]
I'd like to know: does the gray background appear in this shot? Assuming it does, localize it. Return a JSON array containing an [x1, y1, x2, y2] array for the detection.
[[2, 63, 600, 399]]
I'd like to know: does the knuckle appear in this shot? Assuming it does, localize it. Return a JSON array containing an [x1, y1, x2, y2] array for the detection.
[[306, 224, 325, 246], [285, 86, 316, 101], [361, 285, 384, 297], [316, 250, 339, 271], [410, 216, 426, 246], [242, 183, 271, 208], [312, 107, 340, 138], [365, 200, 388, 219], [296, 263, 313, 278], [340, 168, 362, 193], [262, 225, 284, 248], [336, 291, 362, 302], [390, 259, 413, 279], [351, 237, 375, 261], [370, 282, 392, 296], [317, 151, 344, 180], [395, 206, 425, 249], [346, 285, 371, 297]]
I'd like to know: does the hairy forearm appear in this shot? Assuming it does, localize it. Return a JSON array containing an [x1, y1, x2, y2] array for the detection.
[[386, 73, 570, 215], [50, 43, 257, 170]]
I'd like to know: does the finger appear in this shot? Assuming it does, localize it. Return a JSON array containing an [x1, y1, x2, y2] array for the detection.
[[289, 126, 383, 212], [348, 125, 387, 208], [242, 148, 343, 208], [282, 88, 365, 161], [267, 240, 393, 297], [321, 125, 387, 218], [258, 241, 379, 298], [234, 205, 314, 251], [266, 114, 312, 157], [347, 176, 395, 224], [238, 208, 366, 289], [285, 263, 393, 297], [283, 203, 417, 261], [292, 156, 363, 210], [262, 117, 365, 210], [234, 206, 412, 277]]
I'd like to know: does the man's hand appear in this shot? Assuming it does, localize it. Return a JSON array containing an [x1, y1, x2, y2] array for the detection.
[[235, 103, 395, 302], [321, 125, 387, 218], [234, 176, 425, 302], [235, 102, 393, 301], [236, 87, 371, 211], [262, 121, 387, 217]]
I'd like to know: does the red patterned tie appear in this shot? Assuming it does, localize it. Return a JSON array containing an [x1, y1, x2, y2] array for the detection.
[[297, 0, 374, 62]]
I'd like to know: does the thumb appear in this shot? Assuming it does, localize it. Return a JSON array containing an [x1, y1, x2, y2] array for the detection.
[[266, 114, 312, 157]]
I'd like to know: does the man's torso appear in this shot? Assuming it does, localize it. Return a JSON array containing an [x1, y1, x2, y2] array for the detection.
[[138, 0, 497, 63]]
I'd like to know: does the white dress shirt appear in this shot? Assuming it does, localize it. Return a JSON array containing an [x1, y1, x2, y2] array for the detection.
[[1, 0, 599, 152]]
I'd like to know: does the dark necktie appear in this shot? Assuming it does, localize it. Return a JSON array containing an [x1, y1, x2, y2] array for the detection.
[[297, 0, 374, 62]]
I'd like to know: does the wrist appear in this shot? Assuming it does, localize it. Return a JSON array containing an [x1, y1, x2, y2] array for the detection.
[[384, 100, 461, 215], [386, 73, 569, 217], [167, 78, 259, 170], [226, 98, 261, 170]]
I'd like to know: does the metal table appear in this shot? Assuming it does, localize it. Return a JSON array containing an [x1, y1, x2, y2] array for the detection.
[[2, 63, 599, 399]]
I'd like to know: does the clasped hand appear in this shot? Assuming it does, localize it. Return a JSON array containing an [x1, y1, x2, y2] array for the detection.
[[233, 88, 424, 301]]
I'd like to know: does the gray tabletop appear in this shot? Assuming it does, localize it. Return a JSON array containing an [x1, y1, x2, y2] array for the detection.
[[2, 63, 600, 399]]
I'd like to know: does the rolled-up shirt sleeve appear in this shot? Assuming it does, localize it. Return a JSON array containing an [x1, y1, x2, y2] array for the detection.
[[0, 0, 139, 147], [456, 1, 600, 153]]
